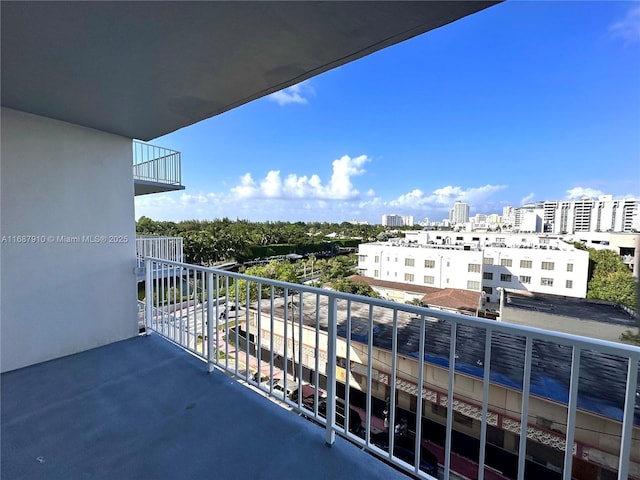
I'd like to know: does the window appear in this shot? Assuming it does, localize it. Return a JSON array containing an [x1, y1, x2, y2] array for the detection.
[[541, 261, 555, 270], [483, 272, 493, 280], [454, 412, 474, 428], [541, 277, 554, 287], [467, 280, 481, 291], [500, 274, 512, 282], [404, 273, 414, 282], [358, 255, 366, 262], [566, 280, 573, 289], [519, 275, 531, 284], [424, 275, 435, 285], [374, 256, 379, 263], [567, 263, 573, 272], [468, 263, 481, 273], [424, 259, 435, 268], [501, 258, 512, 267], [484, 257, 494, 265], [404, 258, 415, 267], [520, 260, 532, 268], [432, 404, 447, 417], [456, 236, 463, 241], [374, 270, 379, 277], [484, 287, 493, 295]]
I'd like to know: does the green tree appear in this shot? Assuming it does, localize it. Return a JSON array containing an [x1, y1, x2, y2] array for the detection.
[[331, 278, 380, 298], [234, 260, 302, 303], [586, 249, 637, 309]]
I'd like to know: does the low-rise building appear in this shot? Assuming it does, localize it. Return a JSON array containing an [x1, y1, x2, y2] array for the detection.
[[357, 231, 589, 302]]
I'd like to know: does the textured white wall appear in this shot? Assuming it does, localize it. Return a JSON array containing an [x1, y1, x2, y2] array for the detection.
[[1, 108, 138, 372]]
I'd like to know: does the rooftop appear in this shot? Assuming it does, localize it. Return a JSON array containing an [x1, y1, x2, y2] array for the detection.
[[1, 334, 409, 480], [348, 275, 480, 314], [505, 292, 636, 325]]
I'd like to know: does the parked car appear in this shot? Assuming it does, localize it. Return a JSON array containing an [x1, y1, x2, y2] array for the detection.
[[371, 432, 438, 477], [317, 398, 362, 435], [272, 380, 296, 399]]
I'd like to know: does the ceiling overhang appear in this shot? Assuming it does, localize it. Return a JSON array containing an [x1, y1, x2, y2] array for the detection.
[[1, 1, 500, 141]]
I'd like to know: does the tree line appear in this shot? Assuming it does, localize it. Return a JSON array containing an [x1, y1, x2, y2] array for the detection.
[[137, 216, 387, 264]]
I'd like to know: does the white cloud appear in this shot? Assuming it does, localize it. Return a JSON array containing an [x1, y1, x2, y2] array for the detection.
[[267, 81, 315, 106], [230, 173, 259, 198], [261, 170, 283, 197], [230, 154, 370, 201], [610, 6, 640, 44], [387, 184, 507, 209], [565, 187, 605, 200], [520, 193, 535, 205]]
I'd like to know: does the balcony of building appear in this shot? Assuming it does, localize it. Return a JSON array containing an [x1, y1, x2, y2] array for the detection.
[[2, 334, 412, 480], [133, 140, 185, 196], [6, 258, 638, 480], [135, 235, 185, 281]]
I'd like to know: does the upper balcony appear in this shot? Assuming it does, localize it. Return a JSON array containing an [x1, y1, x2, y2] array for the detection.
[[133, 140, 185, 196]]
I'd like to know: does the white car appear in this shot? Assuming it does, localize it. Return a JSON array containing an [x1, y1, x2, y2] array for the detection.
[[272, 380, 296, 399]]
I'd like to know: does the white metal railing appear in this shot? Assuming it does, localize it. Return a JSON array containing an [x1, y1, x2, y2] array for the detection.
[[133, 140, 182, 186], [143, 257, 640, 480], [136, 236, 184, 264]]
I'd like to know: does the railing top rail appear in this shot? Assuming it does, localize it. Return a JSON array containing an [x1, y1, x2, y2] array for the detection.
[[132, 153, 180, 167], [143, 256, 640, 359], [132, 139, 180, 156], [136, 235, 183, 240]]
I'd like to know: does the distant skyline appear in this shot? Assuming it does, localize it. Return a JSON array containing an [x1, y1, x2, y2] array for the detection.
[[135, 1, 640, 224]]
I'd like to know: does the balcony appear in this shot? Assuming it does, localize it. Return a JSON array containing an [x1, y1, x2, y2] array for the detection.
[[135, 235, 184, 281], [1, 335, 407, 480], [4, 258, 640, 480], [133, 140, 185, 196]]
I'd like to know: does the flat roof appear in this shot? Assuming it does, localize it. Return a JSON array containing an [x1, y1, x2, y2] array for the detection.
[[505, 292, 636, 326], [257, 296, 639, 424]]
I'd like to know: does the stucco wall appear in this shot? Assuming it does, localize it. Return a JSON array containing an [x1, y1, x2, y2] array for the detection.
[[1, 107, 138, 372]]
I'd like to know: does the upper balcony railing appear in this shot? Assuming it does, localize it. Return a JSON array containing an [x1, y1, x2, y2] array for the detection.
[[133, 140, 182, 193], [136, 236, 184, 263], [142, 257, 640, 480]]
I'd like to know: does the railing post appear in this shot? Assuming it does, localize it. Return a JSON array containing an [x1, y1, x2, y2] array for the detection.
[[206, 271, 214, 373], [618, 358, 638, 480], [325, 294, 337, 447], [144, 257, 153, 335]]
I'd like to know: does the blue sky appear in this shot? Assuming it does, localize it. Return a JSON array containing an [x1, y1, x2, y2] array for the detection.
[[135, 1, 640, 224]]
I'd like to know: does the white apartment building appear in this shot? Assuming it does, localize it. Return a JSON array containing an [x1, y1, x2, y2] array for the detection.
[[449, 201, 469, 225], [358, 242, 483, 292], [503, 206, 516, 226], [381, 214, 414, 227], [358, 231, 589, 302], [511, 196, 639, 234]]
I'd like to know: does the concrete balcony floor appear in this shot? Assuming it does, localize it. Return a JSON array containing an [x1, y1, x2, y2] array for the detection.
[[1, 334, 410, 480]]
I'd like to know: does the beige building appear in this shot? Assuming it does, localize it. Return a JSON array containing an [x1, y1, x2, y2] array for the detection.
[[243, 298, 640, 479]]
